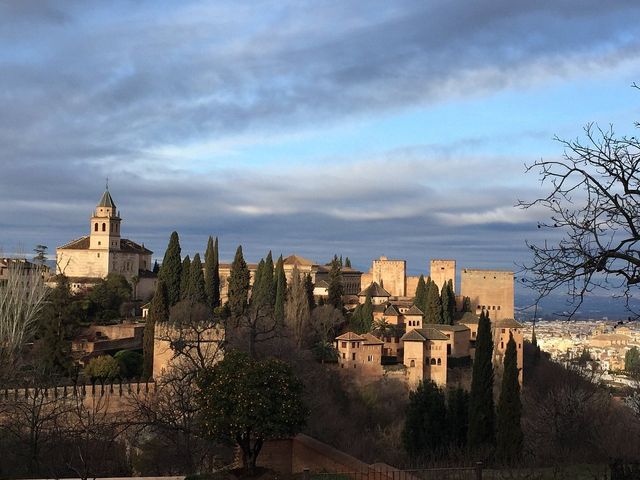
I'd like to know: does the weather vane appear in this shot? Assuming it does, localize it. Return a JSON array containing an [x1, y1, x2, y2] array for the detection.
[[105, 176, 109, 190]]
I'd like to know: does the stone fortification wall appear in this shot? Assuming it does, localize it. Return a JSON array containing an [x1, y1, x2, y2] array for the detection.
[[430, 259, 456, 294], [361, 257, 406, 297], [460, 269, 514, 321]]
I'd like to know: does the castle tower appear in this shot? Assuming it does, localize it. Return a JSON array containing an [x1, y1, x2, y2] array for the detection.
[[430, 259, 456, 293], [89, 189, 121, 250]]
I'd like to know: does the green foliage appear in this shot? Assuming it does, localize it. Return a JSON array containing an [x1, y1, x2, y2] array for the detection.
[[447, 387, 469, 448], [274, 255, 287, 325], [402, 380, 447, 458], [344, 257, 352, 268], [264, 251, 275, 306], [159, 231, 182, 306], [425, 279, 442, 324], [349, 295, 373, 334], [38, 275, 79, 376], [468, 310, 495, 448], [626, 346, 640, 374], [304, 273, 316, 311], [440, 280, 456, 325], [180, 255, 192, 300], [251, 252, 274, 311], [87, 273, 131, 321], [312, 340, 339, 363], [496, 333, 523, 463], [33, 244, 48, 265], [143, 279, 168, 378], [461, 296, 471, 313], [414, 275, 428, 314], [152, 260, 159, 274], [228, 245, 250, 319], [204, 236, 220, 309], [83, 355, 121, 380], [327, 255, 343, 310], [187, 253, 207, 303], [197, 350, 308, 473], [114, 350, 143, 379]]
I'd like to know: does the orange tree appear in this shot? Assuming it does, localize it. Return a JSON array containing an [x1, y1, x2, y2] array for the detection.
[[197, 351, 308, 474]]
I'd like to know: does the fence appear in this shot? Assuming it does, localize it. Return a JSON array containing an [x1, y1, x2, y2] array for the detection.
[[306, 463, 483, 480]]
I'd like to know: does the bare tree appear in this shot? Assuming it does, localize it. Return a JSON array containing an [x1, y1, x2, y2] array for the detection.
[[519, 100, 640, 316], [0, 259, 48, 367]]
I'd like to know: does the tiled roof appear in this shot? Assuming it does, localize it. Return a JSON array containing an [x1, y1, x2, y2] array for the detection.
[[401, 327, 449, 342], [358, 281, 391, 298], [335, 332, 365, 341], [405, 304, 424, 316], [456, 312, 480, 324], [98, 190, 116, 208], [436, 324, 470, 332], [384, 304, 401, 316], [58, 236, 152, 254], [59, 236, 90, 249], [493, 318, 524, 329], [283, 254, 315, 266], [314, 280, 329, 288], [362, 333, 384, 345]]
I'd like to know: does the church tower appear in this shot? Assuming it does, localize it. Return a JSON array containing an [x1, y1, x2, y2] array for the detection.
[[89, 189, 121, 250]]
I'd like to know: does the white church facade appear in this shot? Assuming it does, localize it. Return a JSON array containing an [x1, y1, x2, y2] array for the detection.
[[56, 189, 155, 299]]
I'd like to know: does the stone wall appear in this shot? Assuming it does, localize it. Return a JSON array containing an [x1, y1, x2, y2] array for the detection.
[[460, 269, 514, 321], [430, 259, 456, 294]]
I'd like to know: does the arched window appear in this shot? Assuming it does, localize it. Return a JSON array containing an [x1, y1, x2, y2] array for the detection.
[[94, 223, 98, 231], [410, 360, 415, 367], [430, 358, 436, 365], [102, 223, 106, 231], [437, 358, 441, 365]]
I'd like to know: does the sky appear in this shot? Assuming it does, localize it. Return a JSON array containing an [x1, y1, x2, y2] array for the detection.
[[1, 1, 639, 289]]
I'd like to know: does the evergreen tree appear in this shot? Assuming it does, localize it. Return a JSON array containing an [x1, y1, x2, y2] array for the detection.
[[350, 304, 363, 333], [532, 323, 541, 366], [327, 255, 343, 310], [626, 346, 640, 374], [204, 236, 221, 309], [461, 296, 471, 313], [179, 255, 192, 300], [274, 255, 287, 325], [441, 280, 456, 325], [38, 275, 76, 376], [264, 251, 275, 306], [468, 311, 495, 448], [250, 259, 266, 308], [159, 231, 182, 306], [425, 280, 442, 324], [285, 265, 310, 348], [143, 279, 168, 379], [361, 294, 374, 332], [447, 387, 469, 448], [152, 260, 159, 274], [414, 274, 428, 314], [228, 246, 250, 319], [496, 333, 523, 463], [188, 253, 207, 303], [402, 380, 448, 458], [344, 257, 352, 268], [304, 273, 316, 311]]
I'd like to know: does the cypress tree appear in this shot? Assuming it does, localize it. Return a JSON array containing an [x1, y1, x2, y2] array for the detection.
[[414, 275, 427, 313], [402, 380, 448, 458], [180, 255, 191, 300], [251, 259, 266, 309], [532, 324, 541, 365], [461, 296, 471, 313], [204, 236, 220, 309], [143, 279, 168, 379], [228, 245, 250, 319], [447, 387, 469, 447], [39, 275, 75, 376], [496, 333, 523, 463], [327, 255, 343, 310], [304, 273, 316, 311], [264, 251, 275, 306], [188, 253, 207, 303], [344, 257, 352, 268], [152, 260, 159, 274], [274, 255, 287, 325], [159, 231, 182, 306], [425, 280, 442, 324], [350, 304, 363, 333], [361, 294, 374, 332], [441, 280, 456, 325], [468, 311, 495, 448]]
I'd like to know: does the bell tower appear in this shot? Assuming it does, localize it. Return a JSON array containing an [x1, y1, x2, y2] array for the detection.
[[89, 188, 121, 250]]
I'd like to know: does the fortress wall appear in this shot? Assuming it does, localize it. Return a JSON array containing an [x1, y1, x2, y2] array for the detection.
[[430, 259, 456, 294], [370, 257, 406, 297], [405, 276, 420, 299], [460, 269, 514, 321]]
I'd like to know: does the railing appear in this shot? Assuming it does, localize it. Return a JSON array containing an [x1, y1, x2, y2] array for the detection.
[[305, 463, 483, 480]]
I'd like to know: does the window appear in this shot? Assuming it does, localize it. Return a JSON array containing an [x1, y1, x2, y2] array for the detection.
[[102, 223, 106, 231], [501, 329, 505, 333], [98, 241, 101, 245], [430, 358, 436, 365], [410, 360, 415, 367], [94, 223, 98, 231], [351, 342, 356, 348], [342, 353, 345, 359], [437, 358, 441, 365], [97, 253, 100, 258], [497, 306, 501, 310], [367, 355, 373, 362], [501, 342, 504, 349], [352, 353, 356, 360], [518, 344, 522, 349], [341, 342, 347, 348]]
